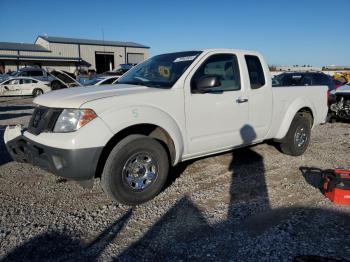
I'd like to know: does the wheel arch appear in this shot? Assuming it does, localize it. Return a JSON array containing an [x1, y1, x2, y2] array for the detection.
[[275, 104, 315, 140], [95, 123, 178, 178]]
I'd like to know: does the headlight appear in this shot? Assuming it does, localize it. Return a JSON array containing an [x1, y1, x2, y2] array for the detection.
[[53, 109, 97, 132]]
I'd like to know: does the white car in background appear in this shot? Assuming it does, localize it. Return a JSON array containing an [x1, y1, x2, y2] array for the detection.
[[0, 77, 51, 97]]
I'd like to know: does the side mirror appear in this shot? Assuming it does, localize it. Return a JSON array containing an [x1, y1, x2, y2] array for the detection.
[[195, 75, 221, 93]]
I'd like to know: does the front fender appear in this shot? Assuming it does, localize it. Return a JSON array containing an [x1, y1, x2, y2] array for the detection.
[[99, 105, 185, 164], [275, 97, 316, 140]]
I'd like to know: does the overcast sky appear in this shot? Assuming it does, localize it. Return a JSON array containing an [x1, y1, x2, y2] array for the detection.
[[1, 0, 349, 66]]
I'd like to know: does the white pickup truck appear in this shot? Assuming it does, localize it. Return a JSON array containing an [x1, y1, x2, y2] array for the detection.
[[4, 49, 328, 205]]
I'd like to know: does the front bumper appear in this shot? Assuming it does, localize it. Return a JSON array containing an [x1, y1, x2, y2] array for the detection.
[[4, 125, 103, 186]]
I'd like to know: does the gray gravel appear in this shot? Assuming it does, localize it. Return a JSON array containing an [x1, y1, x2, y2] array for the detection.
[[0, 97, 349, 261]]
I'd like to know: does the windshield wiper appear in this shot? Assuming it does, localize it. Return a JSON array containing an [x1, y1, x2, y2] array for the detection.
[[118, 81, 170, 89], [118, 81, 144, 86]]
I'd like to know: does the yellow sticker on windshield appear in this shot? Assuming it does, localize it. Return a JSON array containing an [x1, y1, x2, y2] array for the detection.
[[159, 66, 170, 78]]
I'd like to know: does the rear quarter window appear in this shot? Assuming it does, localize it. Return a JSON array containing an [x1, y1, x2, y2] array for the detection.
[[245, 55, 265, 89]]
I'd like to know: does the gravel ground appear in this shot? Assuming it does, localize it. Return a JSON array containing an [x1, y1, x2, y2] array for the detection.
[[0, 96, 349, 261]]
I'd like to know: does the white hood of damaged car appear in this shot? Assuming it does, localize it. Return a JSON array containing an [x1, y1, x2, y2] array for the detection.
[[34, 84, 162, 108], [335, 84, 350, 94]]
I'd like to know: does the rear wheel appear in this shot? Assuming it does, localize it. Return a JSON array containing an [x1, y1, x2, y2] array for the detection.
[[101, 135, 169, 205], [32, 88, 43, 97], [279, 113, 312, 156]]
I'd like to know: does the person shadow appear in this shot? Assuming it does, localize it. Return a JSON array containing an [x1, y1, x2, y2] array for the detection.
[[227, 125, 270, 228]]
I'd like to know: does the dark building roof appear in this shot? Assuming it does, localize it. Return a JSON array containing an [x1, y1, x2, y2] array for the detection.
[[38, 35, 150, 49], [0, 42, 50, 52]]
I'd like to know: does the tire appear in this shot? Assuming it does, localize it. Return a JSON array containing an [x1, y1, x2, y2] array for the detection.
[[279, 113, 312, 156], [326, 112, 336, 123], [32, 88, 43, 97], [101, 135, 169, 205], [51, 81, 61, 90]]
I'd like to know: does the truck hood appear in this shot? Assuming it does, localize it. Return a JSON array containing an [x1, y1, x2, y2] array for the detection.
[[33, 84, 161, 108]]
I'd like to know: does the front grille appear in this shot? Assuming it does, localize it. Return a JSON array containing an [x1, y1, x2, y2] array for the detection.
[[28, 107, 62, 135]]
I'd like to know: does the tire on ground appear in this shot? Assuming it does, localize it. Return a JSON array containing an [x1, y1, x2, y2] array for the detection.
[[279, 113, 312, 156], [101, 134, 169, 205]]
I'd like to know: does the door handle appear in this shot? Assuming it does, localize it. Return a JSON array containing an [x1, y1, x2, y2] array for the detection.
[[236, 97, 248, 103]]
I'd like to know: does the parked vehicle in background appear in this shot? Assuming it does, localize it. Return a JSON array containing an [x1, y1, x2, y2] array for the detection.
[[91, 76, 119, 86], [79, 76, 119, 86], [0, 67, 81, 90], [103, 63, 134, 76], [49, 70, 81, 88], [272, 72, 335, 103], [333, 72, 350, 84], [0, 73, 7, 82], [11, 67, 62, 90], [333, 78, 345, 89], [329, 83, 350, 120], [0, 77, 51, 97], [61, 70, 77, 80], [0, 71, 17, 82], [4, 49, 328, 205]]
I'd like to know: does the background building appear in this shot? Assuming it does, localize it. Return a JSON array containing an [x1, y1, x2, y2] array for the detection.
[[0, 35, 150, 74]]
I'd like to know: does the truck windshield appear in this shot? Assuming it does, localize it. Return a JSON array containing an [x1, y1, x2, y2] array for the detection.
[[118, 51, 202, 88]]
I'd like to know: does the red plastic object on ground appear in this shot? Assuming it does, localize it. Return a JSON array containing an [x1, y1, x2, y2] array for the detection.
[[322, 169, 350, 205]]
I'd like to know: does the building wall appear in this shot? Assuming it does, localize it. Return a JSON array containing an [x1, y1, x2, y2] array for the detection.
[[40, 61, 77, 72], [0, 50, 18, 56], [79, 45, 123, 70], [1, 62, 18, 72], [35, 37, 50, 50], [79, 45, 149, 70], [24, 38, 79, 58], [126, 47, 150, 57], [1, 37, 149, 73]]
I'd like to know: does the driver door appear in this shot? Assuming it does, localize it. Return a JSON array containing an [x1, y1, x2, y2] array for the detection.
[[184, 53, 249, 156]]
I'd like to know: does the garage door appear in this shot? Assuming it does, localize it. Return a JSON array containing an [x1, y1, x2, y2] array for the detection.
[[127, 53, 144, 64]]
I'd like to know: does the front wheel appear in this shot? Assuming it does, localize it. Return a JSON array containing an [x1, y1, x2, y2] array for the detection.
[[279, 113, 312, 156], [101, 135, 169, 205], [51, 81, 62, 90]]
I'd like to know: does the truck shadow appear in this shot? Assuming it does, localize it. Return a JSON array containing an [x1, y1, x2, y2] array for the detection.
[[3, 209, 133, 261], [2, 125, 350, 261], [0, 125, 11, 165]]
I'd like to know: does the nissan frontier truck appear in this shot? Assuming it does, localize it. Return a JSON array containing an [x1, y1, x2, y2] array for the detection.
[[4, 49, 328, 205]]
